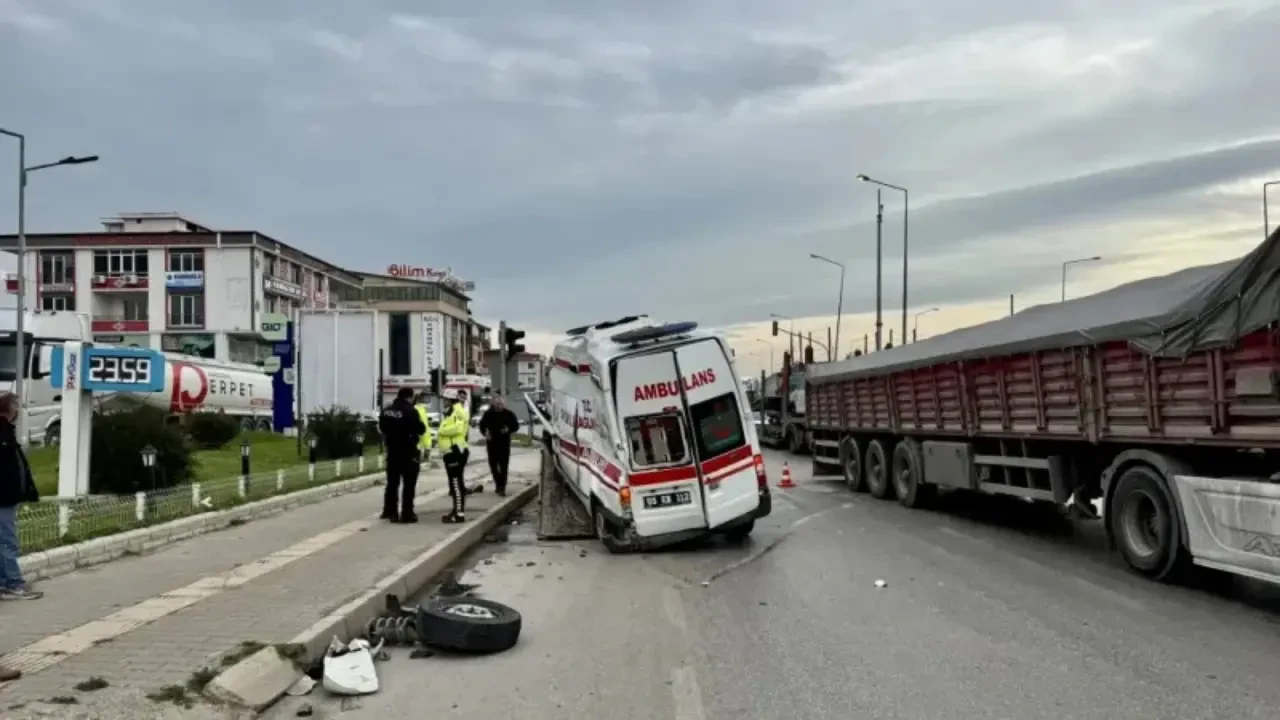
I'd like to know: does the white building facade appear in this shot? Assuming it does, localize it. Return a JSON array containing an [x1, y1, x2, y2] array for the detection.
[[1, 213, 362, 364]]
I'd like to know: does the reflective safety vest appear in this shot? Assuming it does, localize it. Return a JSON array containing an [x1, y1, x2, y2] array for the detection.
[[437, 404, 470, 452], [415, 404, 435, 449]]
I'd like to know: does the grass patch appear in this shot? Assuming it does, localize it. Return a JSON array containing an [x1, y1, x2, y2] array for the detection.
[[147, 685, 195, 709], [29, 431, 316, 497], [73, 677, 109, 692], [220, 640, 266, 667], [185, 666, 218, 695], [46, 696, 79, 705]]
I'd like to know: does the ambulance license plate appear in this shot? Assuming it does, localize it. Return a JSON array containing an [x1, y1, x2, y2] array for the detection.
[[643, 491, 692, 509]]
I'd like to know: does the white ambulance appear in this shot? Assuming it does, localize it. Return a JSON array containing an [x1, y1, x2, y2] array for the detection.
[[539, 316, 771, 551]]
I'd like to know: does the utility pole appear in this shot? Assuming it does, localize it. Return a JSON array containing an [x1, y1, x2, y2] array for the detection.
[[875, 188, 883, 351], [497, 320, 508, 398], [826, 327, 832, 361], [1009, 294, 1014, 316]]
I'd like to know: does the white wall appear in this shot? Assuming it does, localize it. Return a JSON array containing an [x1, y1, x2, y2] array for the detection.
[[209, 246, 253, 333]]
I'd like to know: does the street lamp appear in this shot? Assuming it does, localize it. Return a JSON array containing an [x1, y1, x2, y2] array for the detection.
[[912, 307, 940, 343], [140, 444, 158, 491], [0, 127, 98, 446], [1265, 180, 1280, 240], [1061, 256, 1102, 302], [858, 174, 909, 346], [754, 339, 775, 373], [809, 253, 845, 359]]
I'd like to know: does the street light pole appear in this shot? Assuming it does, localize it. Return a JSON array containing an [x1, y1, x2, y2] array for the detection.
[[1265, 181, 1279, 240], [858, 174, 909, 346], [770, 313, 794, 358], [809, 253, 845, 359], [0, 128, 99, 446], [754, 339, 774, 373], [912, 307, 940, 343], [1061, 256, 1102, 302]]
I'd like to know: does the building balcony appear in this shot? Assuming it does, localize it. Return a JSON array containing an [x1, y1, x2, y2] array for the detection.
[[91, 316, 150, 333], [91, 273, 150, 291]]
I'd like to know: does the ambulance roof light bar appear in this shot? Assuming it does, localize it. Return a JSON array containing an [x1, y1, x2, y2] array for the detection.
[[611, 321, 699, 348], [567, 315, 649, 337]]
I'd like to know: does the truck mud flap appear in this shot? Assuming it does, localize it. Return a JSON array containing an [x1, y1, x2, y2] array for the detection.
[[536, 447, 594, 541], [1173, 474, 1280, 586]]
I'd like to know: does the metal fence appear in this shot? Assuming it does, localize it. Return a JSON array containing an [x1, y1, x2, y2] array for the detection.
[[17, 454, 387, 555]]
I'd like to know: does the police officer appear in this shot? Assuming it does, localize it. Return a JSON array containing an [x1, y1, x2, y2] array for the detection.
[[436, 391, 471, 523], [378, 387, 427, 523], [413, 393, 435, 461]]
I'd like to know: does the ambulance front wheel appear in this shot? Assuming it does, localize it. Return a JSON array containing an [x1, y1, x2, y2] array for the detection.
[[592, 504, 630, 555]]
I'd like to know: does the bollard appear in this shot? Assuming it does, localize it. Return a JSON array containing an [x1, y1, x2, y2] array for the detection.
[[378, 454, 384, 470], [308, 463, 315, 482], [191, 482, 201, 509], [237, 475, 247, 499], [57, 502, 71, 539], [335, 459, 343, 477], [135, 492, 146, 522], [358, 455, 365, 473], [276, 468, 285, 492]]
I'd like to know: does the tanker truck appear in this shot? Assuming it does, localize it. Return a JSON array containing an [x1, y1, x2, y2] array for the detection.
[[0, 312, 274, 445]]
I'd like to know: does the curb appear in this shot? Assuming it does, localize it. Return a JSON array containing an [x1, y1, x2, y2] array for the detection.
[[203, 482, 539, 712], [20, 462, 435, 583]]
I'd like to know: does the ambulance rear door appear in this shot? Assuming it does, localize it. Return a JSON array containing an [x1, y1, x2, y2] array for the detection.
[[613, 350, 708, 538], [672, 338, 759, 529]]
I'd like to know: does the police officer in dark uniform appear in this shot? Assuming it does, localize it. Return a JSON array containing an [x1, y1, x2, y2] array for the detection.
[[378, 387, 427, 523]]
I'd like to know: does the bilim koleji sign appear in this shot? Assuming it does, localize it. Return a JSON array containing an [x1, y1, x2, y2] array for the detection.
[[423, 312, 445, 370]]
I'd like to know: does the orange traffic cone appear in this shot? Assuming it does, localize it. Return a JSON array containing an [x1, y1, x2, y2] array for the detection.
[[778, 463, 796, 489]]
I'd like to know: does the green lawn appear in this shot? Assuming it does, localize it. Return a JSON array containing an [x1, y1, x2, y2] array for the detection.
[[27, 431, 316, 496]]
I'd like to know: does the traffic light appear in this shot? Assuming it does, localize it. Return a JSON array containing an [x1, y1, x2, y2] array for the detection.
[[429, 368, 447, 394], [771, 320, 779, 337], [504, 326, 526, 357]]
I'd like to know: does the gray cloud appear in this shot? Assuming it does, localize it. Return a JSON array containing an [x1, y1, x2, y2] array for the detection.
[[2, 0, 1279, 342]]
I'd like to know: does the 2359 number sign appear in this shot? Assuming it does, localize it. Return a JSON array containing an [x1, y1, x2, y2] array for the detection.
[[88, 355, 153, 385]]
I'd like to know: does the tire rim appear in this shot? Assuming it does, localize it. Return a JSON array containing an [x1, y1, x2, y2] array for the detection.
[[843, 445, 860, 488], [868, 448, 885, 491], [893, 453, 912, 497], [1120, 491, 1163, 560], [443, 603, 497, 620]]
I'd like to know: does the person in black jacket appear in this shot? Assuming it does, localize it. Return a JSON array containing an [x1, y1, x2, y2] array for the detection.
[[378, 387, 427, 523], [478, 395, 521, 496], [0, 392, 40, 606]]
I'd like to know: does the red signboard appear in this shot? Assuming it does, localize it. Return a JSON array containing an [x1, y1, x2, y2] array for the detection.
[[91, 319, 150, 333]]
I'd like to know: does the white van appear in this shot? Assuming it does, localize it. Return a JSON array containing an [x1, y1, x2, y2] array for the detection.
[[537, 317, 770, 552]]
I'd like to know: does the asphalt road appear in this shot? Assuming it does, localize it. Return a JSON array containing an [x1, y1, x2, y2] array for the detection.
[[271, 448, 1280, 719]]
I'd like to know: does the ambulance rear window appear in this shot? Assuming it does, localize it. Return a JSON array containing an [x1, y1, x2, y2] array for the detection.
[[625, 413, 689, 468], [689, 392, 745, 458]]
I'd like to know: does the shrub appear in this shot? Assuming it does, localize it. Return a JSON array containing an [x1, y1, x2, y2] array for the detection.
[[185, 411, 241, 450], [306, 406, 367, 460], [90, 403, 195, 494]]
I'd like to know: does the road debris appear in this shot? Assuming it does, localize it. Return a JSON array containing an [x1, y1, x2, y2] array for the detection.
[[322, 637, 382, 696], [874, 579, 888, 588], [285, 675, 317, 697], [296, 702, 314, 716]]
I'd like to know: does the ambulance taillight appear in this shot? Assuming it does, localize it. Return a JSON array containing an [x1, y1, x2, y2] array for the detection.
[[753, 455, 768, 489]]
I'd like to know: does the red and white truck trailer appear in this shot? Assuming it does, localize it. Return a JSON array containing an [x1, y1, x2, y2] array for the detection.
[[806, 232, 1280, 587]]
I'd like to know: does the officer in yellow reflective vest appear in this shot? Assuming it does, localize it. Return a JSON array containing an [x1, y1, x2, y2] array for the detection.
[[436, 391, 471, 523], [413, 394, 435, 460]]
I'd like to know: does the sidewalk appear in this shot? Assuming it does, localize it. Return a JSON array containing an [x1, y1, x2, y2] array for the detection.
[[0, 448, 540, 717]]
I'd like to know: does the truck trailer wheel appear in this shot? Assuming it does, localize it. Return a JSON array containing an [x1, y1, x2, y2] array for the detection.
[[891, 439, 933, 508], [864, 439, 894, 500], [1109, 465, 1185, 580], [841, 438, 866, 493]]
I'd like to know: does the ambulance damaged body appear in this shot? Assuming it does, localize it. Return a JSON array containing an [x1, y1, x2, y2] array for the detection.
[[536, 316, 771, 552]]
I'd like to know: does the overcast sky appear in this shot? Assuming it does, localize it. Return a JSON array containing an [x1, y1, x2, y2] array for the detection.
[[3, 0, 1279, 376]]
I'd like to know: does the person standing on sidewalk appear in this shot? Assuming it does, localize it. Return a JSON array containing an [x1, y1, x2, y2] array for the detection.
[[478, 396, 520, 497], [0, 392, 39, 682], [436, 392, 471, 523], [378, 387, 427, 523]]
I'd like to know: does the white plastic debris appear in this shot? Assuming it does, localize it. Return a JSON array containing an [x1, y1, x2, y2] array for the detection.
[[285, 675, 316, 696], [322, 636, 380, 696], [874, 579, 887, 589]]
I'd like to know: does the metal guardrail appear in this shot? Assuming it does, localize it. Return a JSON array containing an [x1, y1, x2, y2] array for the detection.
[[16, 454, 387, 554]]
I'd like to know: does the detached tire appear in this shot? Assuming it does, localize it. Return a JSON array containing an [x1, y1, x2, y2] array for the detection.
[[891, 439, 933, 509], [841, 437, 866, 493], [417, 597, 522, 653], [864, 439, 894, 500], [1109, 465, 1185, 581]]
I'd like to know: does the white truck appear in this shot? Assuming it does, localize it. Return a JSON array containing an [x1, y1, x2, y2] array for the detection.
[[0, 312, 274, 445]]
